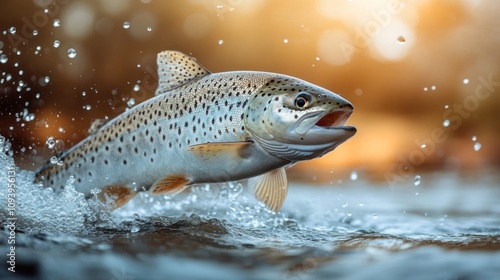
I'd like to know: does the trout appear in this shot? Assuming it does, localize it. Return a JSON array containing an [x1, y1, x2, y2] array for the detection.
[[35, 51, 356, 211]]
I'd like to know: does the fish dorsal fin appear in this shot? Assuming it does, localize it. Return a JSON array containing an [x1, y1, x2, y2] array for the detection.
[[188, 141, 254, 161], [150, 174, 192, 195], [98, 185, 137, 210], [88, 118, 108, 134], [248, 167, 288, 212], [155, 51, 211, 95]]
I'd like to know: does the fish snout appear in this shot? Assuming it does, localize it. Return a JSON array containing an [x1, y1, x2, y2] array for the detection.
[[339, 101, 353, 111]]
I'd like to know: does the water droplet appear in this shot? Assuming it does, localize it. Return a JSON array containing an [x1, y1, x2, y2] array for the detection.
[[46, 137, 56, 149], [423, 87, 428, 92], [315, 56, 320, 61], [218, 39, 224, 45], [350, 171, 358, 181], [397, 36, 406, 44], [53, 40, 60, 48], [444, 104, 449, 109], [53, 19, 61, 27], [473, 142, 481, 151], [44, 76, 50, 83], [342, 202, 348, 208], [420, 144, 427, 149], [443, 120, 450, 127], [123, 22, 130, 29], [471, 135, 477, 141], [32, 30, 38, 36], [50, 156, 59, 164], [463, 78, 469, 85], [133, 84, 140, 91], [66, 175, 75, 185], [83, 104, 91, 110], [431, 85, 437, 91], [414, 175, 421, 186], [0, 54, 7, 63], [24, 113, 35, 122], [283, 38, 289, 44], [9, 27, 16, 34], [372, 213, 378, 219], [58, 127, 65, 133], [127, 98, 136, 107], [130, 226, 140, 233], [67, 48, 77, 58], [146, 27, 152, 32]]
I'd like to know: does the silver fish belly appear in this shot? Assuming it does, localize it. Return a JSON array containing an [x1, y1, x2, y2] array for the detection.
[[35, 51, 356, 211]]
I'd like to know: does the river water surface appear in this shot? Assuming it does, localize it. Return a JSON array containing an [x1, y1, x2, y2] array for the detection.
[[1, 139, 499, 280]]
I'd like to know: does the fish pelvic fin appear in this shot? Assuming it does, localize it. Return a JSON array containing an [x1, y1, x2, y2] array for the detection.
[[150, 174, 192, 195], [188, 141, 254, 161], [98, 185, 137, 210], [155, 51, 211, 95], [248, 167, 288, 212]]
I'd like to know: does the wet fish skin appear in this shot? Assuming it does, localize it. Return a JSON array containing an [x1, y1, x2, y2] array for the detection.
[[35, 51, 356, 211]]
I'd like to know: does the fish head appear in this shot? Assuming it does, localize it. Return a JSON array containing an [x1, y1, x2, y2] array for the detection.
[[245, 75, 356, 161]]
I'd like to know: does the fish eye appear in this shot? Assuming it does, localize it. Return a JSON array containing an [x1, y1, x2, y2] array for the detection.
[[294, 92, 311, 109]]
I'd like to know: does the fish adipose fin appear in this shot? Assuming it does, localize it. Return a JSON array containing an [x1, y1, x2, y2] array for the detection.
[[150, 174, 191, 195], [155, 51, 211, 95], [98, 185, 137, 209], [188, 141, 254, 161], [248, 167, 288, 212]]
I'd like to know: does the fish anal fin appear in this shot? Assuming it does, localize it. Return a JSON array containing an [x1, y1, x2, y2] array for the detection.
[[248, 167, 288, 212], [150, 174, 191, 195], [98, 185, 137, 210], [155, 51, 211, 95], [188, 141, 254, 161]]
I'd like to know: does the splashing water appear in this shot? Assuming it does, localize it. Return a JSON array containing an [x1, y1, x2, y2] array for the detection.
[[1, 135, 499, 280]]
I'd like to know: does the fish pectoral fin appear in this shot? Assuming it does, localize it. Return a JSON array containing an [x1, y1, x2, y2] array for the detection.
[[155, 51, 211, 95], [98, 185, 137, 210], [188, 141, 254, 161], [150, 175, 192, 195], [248, 167, 288, 212]]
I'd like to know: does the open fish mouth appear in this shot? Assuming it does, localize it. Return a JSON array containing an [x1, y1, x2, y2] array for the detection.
[[314, 108, 356, 131], [291, 106, 356, 139]]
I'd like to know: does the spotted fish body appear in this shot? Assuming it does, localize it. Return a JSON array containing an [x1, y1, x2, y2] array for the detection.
[[35, 51, 356, 211]]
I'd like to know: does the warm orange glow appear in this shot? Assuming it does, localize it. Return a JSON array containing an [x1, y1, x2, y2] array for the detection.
[[1, 0, 499, 177]]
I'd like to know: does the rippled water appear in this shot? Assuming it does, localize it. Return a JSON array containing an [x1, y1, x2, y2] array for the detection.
[[1, 140, 500, 280]]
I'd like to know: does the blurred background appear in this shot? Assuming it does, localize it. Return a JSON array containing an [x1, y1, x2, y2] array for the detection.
[[1, 0, 499, 184]]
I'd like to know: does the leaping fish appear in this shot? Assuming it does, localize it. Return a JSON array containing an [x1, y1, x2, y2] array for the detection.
[[35, 51, 356, 212]]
